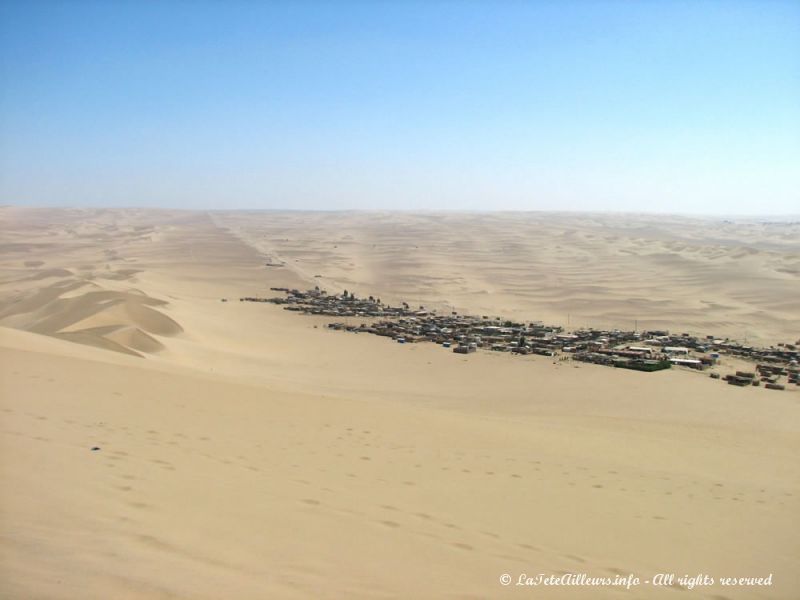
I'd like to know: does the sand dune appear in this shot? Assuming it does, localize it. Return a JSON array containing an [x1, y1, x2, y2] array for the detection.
[[55, 324, 167, 356], [1, 207, 798, 599], [0, 210, 186, 357], [216, 211, 800, 345], [0, 281, 181, 357]]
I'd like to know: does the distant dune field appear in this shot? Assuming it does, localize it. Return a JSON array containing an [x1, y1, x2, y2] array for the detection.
[[217, 210, 800, 346], [1, 207, 798, 599]]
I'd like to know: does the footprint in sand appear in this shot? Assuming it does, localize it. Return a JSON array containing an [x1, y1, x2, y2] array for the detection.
[[379, 520, 400, 528], [565, 554, 586, 563], [451, 542, 473, 551]]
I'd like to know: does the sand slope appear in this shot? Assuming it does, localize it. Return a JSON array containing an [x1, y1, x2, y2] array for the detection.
[[3, 329, 798, 599]]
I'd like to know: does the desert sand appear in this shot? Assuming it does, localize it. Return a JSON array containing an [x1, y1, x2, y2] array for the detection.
[[216, 210, 800, 346], [1, 207, 798, 599]]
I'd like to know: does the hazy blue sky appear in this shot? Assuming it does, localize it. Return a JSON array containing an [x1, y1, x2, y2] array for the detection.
[[1, 1, 798, 214]]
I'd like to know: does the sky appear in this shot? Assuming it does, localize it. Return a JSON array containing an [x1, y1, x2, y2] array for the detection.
[[0, 1, 798, 215]]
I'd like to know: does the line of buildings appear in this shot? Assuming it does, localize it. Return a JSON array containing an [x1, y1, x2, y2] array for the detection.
[[240, 287, 799, 389]]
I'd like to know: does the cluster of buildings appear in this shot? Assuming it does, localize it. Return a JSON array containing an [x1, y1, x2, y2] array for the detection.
[[240, 288, 799, 389], [247, 286, 417, 318], [720, 365, 798, 390]]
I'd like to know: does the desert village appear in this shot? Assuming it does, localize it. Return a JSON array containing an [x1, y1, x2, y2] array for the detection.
[[241, 286, 800, 391]]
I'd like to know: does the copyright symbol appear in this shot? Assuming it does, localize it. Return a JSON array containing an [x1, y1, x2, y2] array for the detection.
[[500, 573, 512, 585]]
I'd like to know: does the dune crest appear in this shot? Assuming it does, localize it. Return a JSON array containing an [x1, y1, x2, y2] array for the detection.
[[0, 277, 182, 357]]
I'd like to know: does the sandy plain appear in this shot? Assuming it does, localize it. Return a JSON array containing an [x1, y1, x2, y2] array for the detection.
[[0, 207, 798, 599]]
